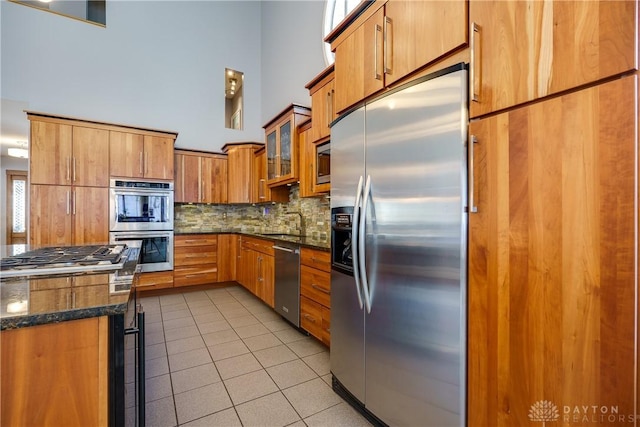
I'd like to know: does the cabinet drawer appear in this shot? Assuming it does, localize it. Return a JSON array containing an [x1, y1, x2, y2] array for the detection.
[[137, 271, 174, 290], [175, 234, 218, 247], [321, 305, 330, 347], [300, 265, 331, 308], [300, 295, 323, 340], [242, 237, 275, 256], [174, 245, 217, 266], [300, 248, 330, 272], [174, 265, 218, 287]]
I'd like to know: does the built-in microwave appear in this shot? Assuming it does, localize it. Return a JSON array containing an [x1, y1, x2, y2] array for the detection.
[[316, 141, 330, 185]]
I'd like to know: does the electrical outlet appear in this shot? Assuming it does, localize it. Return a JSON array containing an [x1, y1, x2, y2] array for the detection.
[[222, 212, 227, 219]]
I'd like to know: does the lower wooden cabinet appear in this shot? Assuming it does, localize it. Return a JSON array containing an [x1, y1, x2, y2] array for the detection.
[[238, 236, 275, 307], [299, 247, 331, 346], [1, 317, 109, 427], [174, 235, 218, 287], [137, 271, 174, 291]]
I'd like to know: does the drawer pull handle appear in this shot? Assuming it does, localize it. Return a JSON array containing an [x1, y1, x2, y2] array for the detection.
[[311, 284, 330, 294], [303, 314, 316, 323]]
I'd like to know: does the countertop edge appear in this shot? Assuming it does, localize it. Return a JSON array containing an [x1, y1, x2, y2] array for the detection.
[[0, 302, 127, 331], [174, 230, 330, 251]]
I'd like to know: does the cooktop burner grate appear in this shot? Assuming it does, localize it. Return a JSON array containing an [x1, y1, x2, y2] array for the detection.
[[1, 245, 125, 271]]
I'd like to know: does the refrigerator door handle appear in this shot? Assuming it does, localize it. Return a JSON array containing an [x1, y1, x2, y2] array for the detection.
[[352, 175, 365, 310], [359, 175, 372, 313]]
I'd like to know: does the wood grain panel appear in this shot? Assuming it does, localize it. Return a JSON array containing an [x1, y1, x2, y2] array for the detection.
[[202, 155, 228, 203], [109, 131, 144, 178], [469, 0, 637, 118], [468, 75, 637, 425], [73, 186, 109, 244], [174, 265, 218, 287], [29, 185, 72, 246], [300, 247, 331, 272], [1, 317, 107, 427], [72, 126, 110, 187], [217, 234, 237, 282], [137, 271, 174, 290], [175, 234, 218, 247], [300, 265, 331, 308], [143, 135, 174, 180], [174, 245, 217, 266], [29, 121, 73, 185], [226, 146, 254, 203]]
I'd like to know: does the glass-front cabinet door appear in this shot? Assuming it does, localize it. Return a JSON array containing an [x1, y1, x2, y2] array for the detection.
[[279, 121, 292, 177], [263, 104, 311, 187], [266, 130, 277, 181]]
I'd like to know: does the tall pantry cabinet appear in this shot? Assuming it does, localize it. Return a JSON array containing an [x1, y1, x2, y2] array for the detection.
[[29, 117, 110, 245], [467, 1, 638, 425]]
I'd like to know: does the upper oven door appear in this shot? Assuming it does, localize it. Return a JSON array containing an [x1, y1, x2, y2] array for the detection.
[[109, 188, 174, 231]]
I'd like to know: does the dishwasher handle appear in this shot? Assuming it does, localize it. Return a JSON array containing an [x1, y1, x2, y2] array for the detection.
[[272, 245, 299, 254]]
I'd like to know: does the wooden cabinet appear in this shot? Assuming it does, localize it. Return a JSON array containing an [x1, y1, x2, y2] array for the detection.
[[263, 104, 311, 187], [137, 271, 174, 291], [110, 132, 174, 180], [223, 143, 262, 203], [297, 120, 315, 198], [174, 234, 218, 287], [299, 247, 331, 346], [306, 65, 336, 142], [330, 0, 467, 113], [175, 150, 228, 204], [1, 317, 109, 427], [224, 143, 288, 204], [469, 0, 637, 118], [238, 236, 276, 307], [30, 121, 110, 187], [467, 75, 637, 425], [30, 184, 108, 245], [217, 234, 237, 282]]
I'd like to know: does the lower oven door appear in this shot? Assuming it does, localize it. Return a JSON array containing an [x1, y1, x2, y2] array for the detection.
[[110, 231, 173, 272]]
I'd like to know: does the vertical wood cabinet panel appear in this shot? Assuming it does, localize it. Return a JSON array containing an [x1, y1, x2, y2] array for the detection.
[[72, 126, 110, 187], [469, 0, 637, 117], [1, 317, 108, 427], [109, 131, 144, 178], [29, 121, 72, 185], [143, 135, 174, 180], [217, 234, 237, 282], [467, 75, 637, 425], [174, 150, 227, 204], [72, 186, 109, 245], [29, 185, 72, 246]]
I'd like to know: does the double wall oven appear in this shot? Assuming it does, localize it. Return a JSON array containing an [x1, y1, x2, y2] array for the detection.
[[109, 179, 174, 272]]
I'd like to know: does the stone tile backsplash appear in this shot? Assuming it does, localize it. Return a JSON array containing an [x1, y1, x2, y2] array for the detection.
[[174, 185, 330, 241]]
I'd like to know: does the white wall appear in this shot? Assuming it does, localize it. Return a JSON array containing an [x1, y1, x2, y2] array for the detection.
[[260, 0, 327, 123], [1, 0, 264, 152], [0, 156, 28, 246]]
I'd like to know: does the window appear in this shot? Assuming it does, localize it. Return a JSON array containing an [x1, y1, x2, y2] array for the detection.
[[6, 170, 28, 245], [323, 0, 361, 65]]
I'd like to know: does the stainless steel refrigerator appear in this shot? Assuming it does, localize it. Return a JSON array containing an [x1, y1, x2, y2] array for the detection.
[[330, 64, 468, 427]]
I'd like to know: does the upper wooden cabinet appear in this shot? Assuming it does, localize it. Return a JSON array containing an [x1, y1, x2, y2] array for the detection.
[[469, 0, 638, 118], [30, 121, 109, 187], [329, 0, 467, 114], [223, 143, 262, 204], [174, 150, 227, 204], [110, 132, 174, 180], [306, 65, 336, 142], [254, 147, 289, 204], [467, 75, 637, 425], [263, 104, 311, 187]]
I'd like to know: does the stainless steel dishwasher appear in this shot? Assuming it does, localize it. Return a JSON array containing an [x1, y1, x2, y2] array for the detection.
[[273, 242, 300, 327]]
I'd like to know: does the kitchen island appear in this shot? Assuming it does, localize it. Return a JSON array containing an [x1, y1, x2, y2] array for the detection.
[[0, 244, 140, 427]]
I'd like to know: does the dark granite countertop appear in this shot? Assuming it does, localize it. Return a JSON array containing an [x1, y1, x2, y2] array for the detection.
[[175, 230, 330, 251], [1, 244, 138, 331]]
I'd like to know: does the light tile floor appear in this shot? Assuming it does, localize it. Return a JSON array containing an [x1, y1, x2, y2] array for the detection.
[[126, 285, 372, 427]]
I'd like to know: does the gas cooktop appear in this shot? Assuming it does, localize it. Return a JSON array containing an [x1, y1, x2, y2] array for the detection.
[[1, 244, 128, 279]]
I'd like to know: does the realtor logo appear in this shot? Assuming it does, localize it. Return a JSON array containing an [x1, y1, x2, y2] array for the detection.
[[529, 400, 560, 426]]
